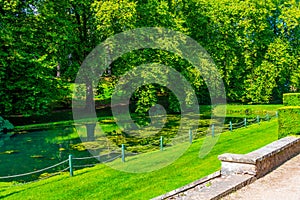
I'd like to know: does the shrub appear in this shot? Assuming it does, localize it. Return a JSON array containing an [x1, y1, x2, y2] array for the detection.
[[0, 116, 14, 133], [283, 93, 300, 106], [278, 106, 300, 139]]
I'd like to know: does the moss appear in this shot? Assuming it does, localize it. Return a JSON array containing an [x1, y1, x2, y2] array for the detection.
[[59, 148, 66, 151], [0, 150, 19, 154], [31, 155, 44, 158]]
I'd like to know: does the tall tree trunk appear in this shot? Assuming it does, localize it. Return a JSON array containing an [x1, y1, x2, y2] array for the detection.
[[85, 79, 95, 113], [86, 123, 96, 141], [85, 78, 96, 140]]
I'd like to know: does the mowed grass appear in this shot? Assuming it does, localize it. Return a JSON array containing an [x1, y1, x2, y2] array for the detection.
[[0, 119, 278, 200]]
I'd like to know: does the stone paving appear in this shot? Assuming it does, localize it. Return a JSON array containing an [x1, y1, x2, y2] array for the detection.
[[221, 153, 300, 200]]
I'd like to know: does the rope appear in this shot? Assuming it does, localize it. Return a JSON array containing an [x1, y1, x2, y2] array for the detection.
[[0, 159, 69, 179], [17, 166, 71, 186], [38, 167, 70, 180], [260, 114, 271, 120], [232, 124, 245, 129], [172, 135, 189, 141], [225, 127, 231, 131], [232, 120, 245, 126], [125, 152, 139, 156], [73, 164, 97, 168], [169, 135, 189, 145], [232, 123, 243, 127], [59, 167, 70, 173], [223, 124, 230, 128], [197, 130, 206, 135], [103, 155, 121, 163], [102, 152, 122, 157], [247, 118, 257, 123], [73, 155, 101, 160]]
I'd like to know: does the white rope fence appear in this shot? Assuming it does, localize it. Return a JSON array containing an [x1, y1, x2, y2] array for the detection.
[[0, 159, 69, 179], [0, 152, 123, 180]]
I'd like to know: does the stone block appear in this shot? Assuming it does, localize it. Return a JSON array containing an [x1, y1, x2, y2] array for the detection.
[[218, 136, 300, 178]]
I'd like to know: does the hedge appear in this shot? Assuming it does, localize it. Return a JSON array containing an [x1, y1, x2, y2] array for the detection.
[[283, 93, 300, 106], [278, 106, 300, 139]]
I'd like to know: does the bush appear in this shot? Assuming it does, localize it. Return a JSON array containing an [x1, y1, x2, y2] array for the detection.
[[283, 93, 300, 106], [278, 106, 300, 139], [0, 116, 14, 133]]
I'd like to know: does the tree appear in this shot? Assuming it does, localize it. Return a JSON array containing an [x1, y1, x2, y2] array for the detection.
[[92, 0, 204, 113], [0, 0, 99, 116], [186, 0, 299, 103], [0, 0, 67, 116]]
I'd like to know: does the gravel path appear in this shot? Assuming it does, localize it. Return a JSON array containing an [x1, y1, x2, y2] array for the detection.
[[222, 153, 300, 200]]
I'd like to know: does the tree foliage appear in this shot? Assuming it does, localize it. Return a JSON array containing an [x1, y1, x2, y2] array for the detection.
[[0, 0, 67, 115], [0, 0, 299, 115]]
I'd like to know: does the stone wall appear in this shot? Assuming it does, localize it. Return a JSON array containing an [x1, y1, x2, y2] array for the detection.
[[152, 136, 300, 200], [218, 136, 300, 178]]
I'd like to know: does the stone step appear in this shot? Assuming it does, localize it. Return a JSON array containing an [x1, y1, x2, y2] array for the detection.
[[168, 175, 255, 200]]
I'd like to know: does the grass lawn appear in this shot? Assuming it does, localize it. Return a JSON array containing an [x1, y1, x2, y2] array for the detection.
[[0, 119, 278, 199]]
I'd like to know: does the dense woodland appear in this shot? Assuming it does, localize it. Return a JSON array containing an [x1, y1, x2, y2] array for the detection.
[[1, 0, 300, 116]]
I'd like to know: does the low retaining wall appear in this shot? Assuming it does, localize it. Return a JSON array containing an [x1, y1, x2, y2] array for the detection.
[[152, 136, 300, 199], [218, 136, 300, 178], [151, 171, 221, 200]]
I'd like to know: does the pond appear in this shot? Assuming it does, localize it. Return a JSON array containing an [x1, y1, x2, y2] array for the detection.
[[0, 116, 245, 182], [0, 127, 97, 182]]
